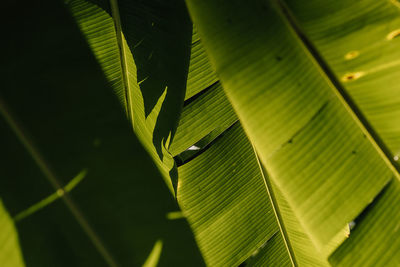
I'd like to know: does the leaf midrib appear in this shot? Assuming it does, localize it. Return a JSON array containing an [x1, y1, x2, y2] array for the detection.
[[274, 0, 400, 182], [252, 143, 297, 267], [109, 0, 134, 126], [176, 83, 297, 264]]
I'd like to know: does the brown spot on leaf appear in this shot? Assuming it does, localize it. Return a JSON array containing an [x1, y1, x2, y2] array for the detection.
[[341, 72, 364, 82]]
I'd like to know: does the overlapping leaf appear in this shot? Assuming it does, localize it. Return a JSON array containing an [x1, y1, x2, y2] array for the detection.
[[68, 0, 192, 193], [184, 0, 400, 265], [170, 22, 339, 266], [283, 0, 400, 264]]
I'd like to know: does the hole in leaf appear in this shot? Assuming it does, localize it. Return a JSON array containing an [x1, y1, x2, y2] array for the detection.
[[175, 121, 239, 166], [187, 145, 200, 151], [346, 221, 357, 237]]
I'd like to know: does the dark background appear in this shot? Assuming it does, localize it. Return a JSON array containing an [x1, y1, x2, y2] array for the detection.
[[0, 0, 204, 266]]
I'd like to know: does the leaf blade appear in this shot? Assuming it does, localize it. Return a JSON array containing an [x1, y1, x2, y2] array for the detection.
[[184, 0, 395, 252]]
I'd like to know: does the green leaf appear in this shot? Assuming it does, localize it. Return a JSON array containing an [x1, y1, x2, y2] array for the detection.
[[67, 0, 192, 194], [177, 123, 283, 266], [329, 181, 400, 266], [170, 82, 237, 156], [185, 25, 219, 100], [184, 0, 400, 264], [172, 41, 334, 266], [0, 200, 24, 267], [142, 240, 163, 267], [245, 233, 291, 267], [282, 0, 400, 265], [284, 0, 400, 154]]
